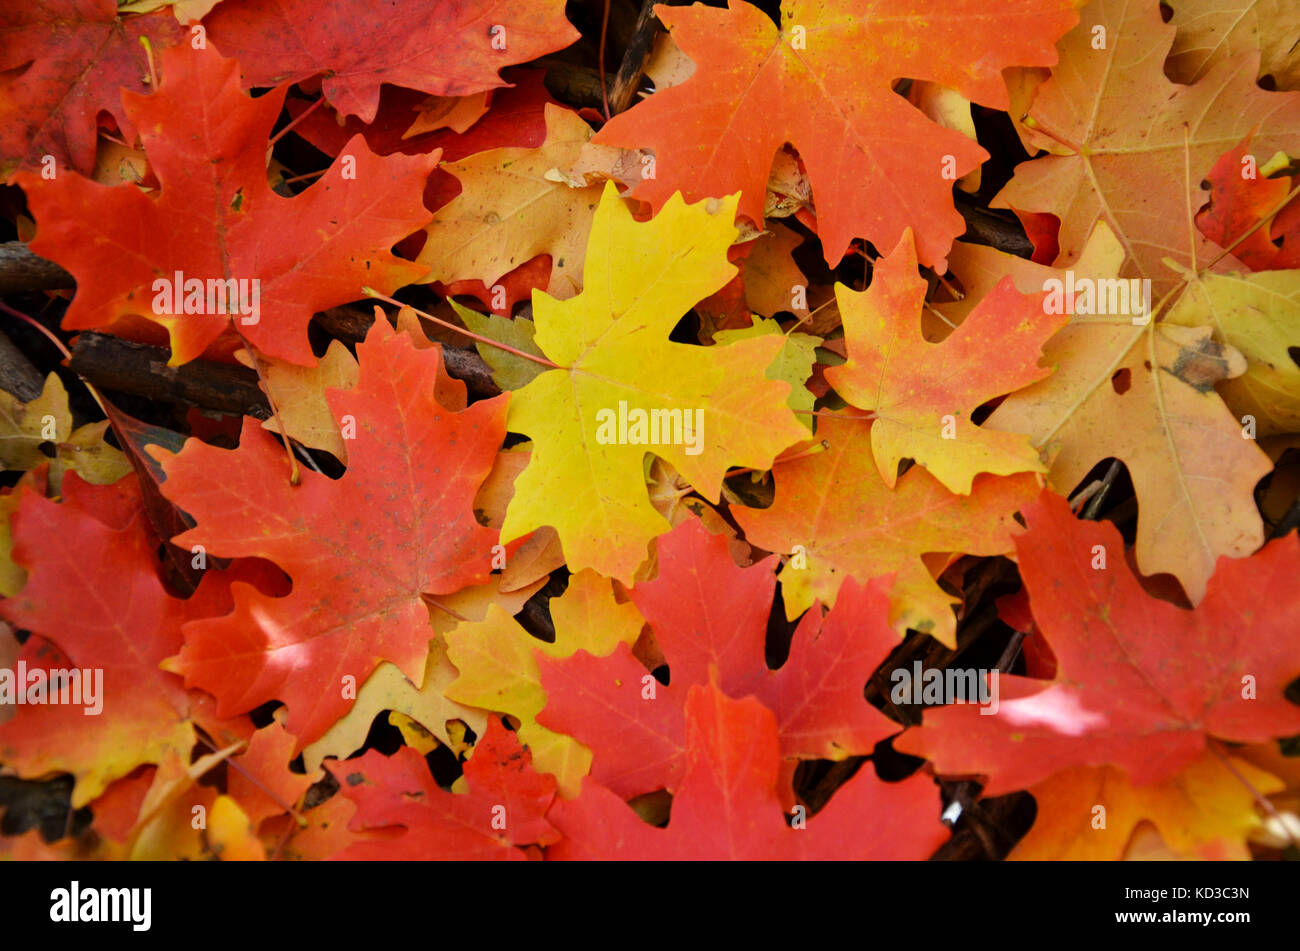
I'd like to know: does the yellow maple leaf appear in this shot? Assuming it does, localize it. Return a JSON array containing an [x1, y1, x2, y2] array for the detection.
[[498, 182, 808, 581]]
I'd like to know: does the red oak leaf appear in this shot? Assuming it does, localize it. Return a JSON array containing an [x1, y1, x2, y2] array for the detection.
[[546, 682, 945, 860], [14, 42, 438, 366], [156, 320, 510, 746], [591, 0, 1077, 268], [328, 719, 558, 859], [897, 490, 1300, 795], [535, 518, 899, 797], [0, 0, 183, 179], [205, 0, 579, 123]]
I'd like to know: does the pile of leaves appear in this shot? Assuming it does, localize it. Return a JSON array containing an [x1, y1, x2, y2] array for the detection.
[[0, 0, 1298, 861]]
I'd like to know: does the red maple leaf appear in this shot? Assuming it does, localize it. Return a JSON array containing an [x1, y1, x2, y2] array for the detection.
[[205, 0, 579, 123], [327, 719, 558, 859], [0, 0, 183, 178], [156, 320, 510, 746], [897, 490, 1300, 795], [535, 518, 900, 797], [14, 42, 438, 366], [1196, 136, 1300, 271], [591, 0, 1077, 268], [0, 474, 265, 806], [546, 682, 946, 860]]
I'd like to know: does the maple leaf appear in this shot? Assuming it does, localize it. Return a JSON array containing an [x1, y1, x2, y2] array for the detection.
[[15, 43, 439, 366], [497, 182, 808, 583], [996, 0, 1300, 296], [415, 104, 603, 300], [1164, 263, 1300, 437], [948, 224, 1274, 603], [825, 229, 1066, 493], [0, 475, 241, 807], [1009, 751, 1283, 860], [534, 518, 901, 798], [300, 633, 489, 773], [734, 411, 1041, 646], [897, 490, 1300, 796], [591, 0, 1078, 269], [0, 0, 183, 179], [1196, 138, 1300, 272], [237, 341, 359, 463], [1165, 0, 1300, 89], [328, 719, 559, 859], [0, 373, 131, 490], [546, 681, 946, 860], [444, 569, 643, 797], [205, 0, 579, 123], [155, 320, 509, 746]]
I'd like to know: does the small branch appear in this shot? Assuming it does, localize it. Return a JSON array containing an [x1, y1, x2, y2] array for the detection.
[[0, 328, 45, 400], [69, 333, 270, 417], [312, 304, 502, 398], [607, 0, 663, 115], [0, 242, 74, 294]]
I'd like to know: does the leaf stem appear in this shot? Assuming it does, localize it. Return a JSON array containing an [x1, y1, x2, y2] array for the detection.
[[235, 331, 301, 486], [362, 289, 562, 369]]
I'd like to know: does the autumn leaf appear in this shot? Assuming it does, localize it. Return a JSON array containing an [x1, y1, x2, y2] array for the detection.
[[498, 182, 808, 582], [155, 320, 509, 745], [1165, 0, 1300, 89], [825, 228, 1066, 493], [734, 411, 1041, 646], [1195, 138, 1300, 272], [0, 0, 183, 179], [444, 569, 643, 797], [997, 0, 1300, 296], [15, 42, 439, 365], [591, 0, 1078, 268], [327, 718, 558, 859], [546, 681, 946, 860], [0, 373, 131, 490], [897, 490, 1300, 795], [1009, 751, 1284, 860], [963, 224, 1275, 603], [0, 475, 243, 806], [415, 104, 603, 300], [535, 518, 902, 796], [204, 0, 579, 123]]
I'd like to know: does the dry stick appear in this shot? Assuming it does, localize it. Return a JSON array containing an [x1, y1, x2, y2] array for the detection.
[[597, 0, 613, 120], [607, 0, 664, 115], [0, 242, 74, 294], [0, 302, 113, 419], [0, 328, 44, 400], [362, 288, 561, 369]]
